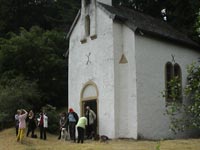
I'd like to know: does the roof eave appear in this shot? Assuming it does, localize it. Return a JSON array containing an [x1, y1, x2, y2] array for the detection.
[[66, 10, 81, 39], [136, 29, 200, 50], [97, 2, 116, 20]]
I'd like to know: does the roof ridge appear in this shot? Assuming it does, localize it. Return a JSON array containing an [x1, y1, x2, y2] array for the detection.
[[98, 2, 200, 49]]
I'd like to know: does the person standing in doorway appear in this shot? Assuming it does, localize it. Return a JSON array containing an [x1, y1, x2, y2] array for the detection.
[[67, 108, 79, 142], [85, 106, 96, 139]]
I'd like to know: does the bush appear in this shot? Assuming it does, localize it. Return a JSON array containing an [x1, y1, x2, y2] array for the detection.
[[0, 76, 41, 130], [162, 62, 200, 133]]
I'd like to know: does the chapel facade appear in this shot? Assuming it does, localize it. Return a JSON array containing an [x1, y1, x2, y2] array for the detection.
[[67, 0, 200, 139]]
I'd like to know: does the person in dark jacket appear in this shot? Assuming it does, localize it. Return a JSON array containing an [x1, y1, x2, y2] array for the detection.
[[67, 108, 79, 142], [26, 110, 37, 138]]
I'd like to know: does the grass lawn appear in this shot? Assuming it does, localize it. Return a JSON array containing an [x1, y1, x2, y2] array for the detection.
[[0, 128, 199, 150]]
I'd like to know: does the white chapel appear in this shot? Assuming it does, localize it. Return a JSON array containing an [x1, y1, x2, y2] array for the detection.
[[67, 0, 200, 139]]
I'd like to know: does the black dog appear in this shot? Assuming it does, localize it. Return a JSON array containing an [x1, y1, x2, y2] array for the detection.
[[91, 132, 110, 143], [100, 135, 109, 143]]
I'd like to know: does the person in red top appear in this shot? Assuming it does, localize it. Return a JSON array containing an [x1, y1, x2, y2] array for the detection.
[[66, 108, 79, 142]]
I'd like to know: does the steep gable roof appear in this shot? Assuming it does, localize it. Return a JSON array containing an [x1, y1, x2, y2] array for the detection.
[[98, 3, 199, 49], [67, 2, 199, 49]]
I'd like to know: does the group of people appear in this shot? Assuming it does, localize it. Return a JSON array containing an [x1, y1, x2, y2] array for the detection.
[[15, 109, 48, 143], [58, 106, 96, 143], [14, 105, 96, 144]]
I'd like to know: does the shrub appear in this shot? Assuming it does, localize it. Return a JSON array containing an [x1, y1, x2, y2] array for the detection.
[[0, 76, 41, 130], [162, 62, 200, 133]]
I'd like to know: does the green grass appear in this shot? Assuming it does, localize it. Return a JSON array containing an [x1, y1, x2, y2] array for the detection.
[[0, 128, 199, 150]]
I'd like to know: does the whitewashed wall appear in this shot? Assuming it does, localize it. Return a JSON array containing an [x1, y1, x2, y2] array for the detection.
[[69, 6, 116, 138], [69, 0, 200, 139], [113, 23, 138, 138], [135, 35, 200, 139]]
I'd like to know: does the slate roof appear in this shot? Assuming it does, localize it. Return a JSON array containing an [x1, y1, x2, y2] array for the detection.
[[98, 3, 199, 49], [67, 2, 200, 49]]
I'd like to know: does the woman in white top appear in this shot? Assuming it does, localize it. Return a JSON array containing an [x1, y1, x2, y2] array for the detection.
[[38, 112, 48, 140]]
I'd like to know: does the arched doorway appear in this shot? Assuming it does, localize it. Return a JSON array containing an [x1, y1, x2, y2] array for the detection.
[[80, 81, 99, 135]]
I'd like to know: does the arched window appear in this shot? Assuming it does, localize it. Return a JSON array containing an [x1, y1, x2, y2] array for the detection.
[[174, 63, 181, 78], [85, 15, 90, 37], [165, 62, 182, 102], [174, 63, 182, 101], [165, 62, 173, 101]]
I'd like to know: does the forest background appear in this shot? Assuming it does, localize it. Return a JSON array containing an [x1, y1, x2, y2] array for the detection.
[[0, 0, 200, 133]]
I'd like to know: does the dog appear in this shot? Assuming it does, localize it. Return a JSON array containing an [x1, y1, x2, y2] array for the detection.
[[92, 133, 110, 143], [100, 135, 109, 143], [61, 128, 69, 141]]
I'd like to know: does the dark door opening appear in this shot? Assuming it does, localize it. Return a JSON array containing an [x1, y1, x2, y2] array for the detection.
[[82, 99, 98, 135]]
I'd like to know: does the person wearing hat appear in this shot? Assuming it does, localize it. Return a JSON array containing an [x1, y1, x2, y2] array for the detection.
[[67, 108, 79, 142]]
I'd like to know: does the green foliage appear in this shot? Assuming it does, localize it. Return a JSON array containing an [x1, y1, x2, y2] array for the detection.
[[162, 76, 185, 133], [195, 9, 200, 38], [0, 0, 72, 131], [184, 62, 200, 129], [0, 76, 41, 111], [162, 76, 182, 102], [162, 62, 200, 133], [0, 76, 41, 129], [155, 141, 161, 150], [0, 0, 80, 36], [0, 112, 9, 130], [113, 0, 200, 42], [0, 26, 68, 107], [113, 0, 163, 17]]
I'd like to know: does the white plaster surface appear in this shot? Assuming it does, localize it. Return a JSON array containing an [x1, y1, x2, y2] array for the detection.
[[68, 1, 200, 140], [135, 35, 200, 139], [69, 6, 116, 138], [113, 23, 137, 139]]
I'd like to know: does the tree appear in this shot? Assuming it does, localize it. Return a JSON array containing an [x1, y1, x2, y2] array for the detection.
[[195, 9, 200, 38], [0, 26, 68, 107], [162, 62, 200, 133], [0, 0, 80, 36], [0, 76, 41, 129], [113, 0, 200, 42]]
